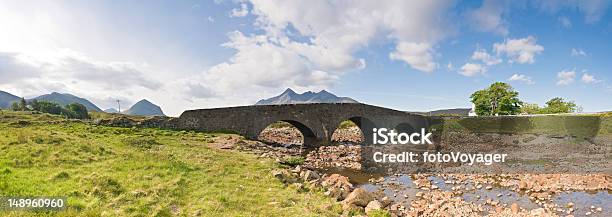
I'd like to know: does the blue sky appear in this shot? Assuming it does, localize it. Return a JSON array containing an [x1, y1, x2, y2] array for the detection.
[[0, 0, 611, 116]]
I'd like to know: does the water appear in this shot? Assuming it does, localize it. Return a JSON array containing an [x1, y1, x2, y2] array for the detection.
[[323, 168, 611, 217]]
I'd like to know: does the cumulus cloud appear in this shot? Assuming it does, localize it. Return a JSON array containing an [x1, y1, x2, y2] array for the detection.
[[581, 73, 599, 84], [466, 0, 509, 35], [471, 48, 502, 66], [508, 73, 534, 84], [459, 63, 486, 77], [230, 3, 249, 17], [493, 36, 544, 64], [571, 48, 587, 57], [558, 16, 572, 28], [556, 70, 576, 85], [0, 52, 42, 83], [186, 0, 457, 101], [389, 42, 436, 72], [0, 49, 161, 100]]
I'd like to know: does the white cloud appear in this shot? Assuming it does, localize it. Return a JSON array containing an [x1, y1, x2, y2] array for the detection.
[[467, 0, 509, 35], [581, 73, 599, 84], [558, 16, 572, 28], [459, 63, 486, 77], [230, 3, 249, 17], [185, 0, 457, 103], [556, 69, 576, 85], [471, 48, 502, 66], [493, 36, 544, 64], [447, 62, 454, 71], [389, 42, 437, 72], [508, 73, 534, 84], [207, 16, 215, 23], [571, 48, 587, 57]]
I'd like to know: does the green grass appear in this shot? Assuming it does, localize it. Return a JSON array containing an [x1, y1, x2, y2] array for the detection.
[[0, 111, 341, 216], [436, 115, 612, 138]]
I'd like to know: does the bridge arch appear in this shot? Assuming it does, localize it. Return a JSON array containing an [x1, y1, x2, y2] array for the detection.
[[256, 119, 319, 148], [394, 122, 417, 134], [331, 116, 378, 145]]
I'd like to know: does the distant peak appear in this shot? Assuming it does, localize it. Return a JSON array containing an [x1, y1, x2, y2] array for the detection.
[[318, 90, 330, 94], [282, 88, 296, 94]]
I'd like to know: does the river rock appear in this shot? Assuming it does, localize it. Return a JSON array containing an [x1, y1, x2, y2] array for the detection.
[[511, 203, 519, 214], [343, 188, 374, 207], [365, 200, 383, 213]]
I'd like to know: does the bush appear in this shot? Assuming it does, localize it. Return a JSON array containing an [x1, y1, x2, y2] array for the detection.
[[122, 137, 160, 149], [281, 156, 305, 166], [29, 100, 89, 119]]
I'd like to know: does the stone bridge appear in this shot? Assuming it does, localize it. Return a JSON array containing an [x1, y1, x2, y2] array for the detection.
[[176, 103, 432, 146]]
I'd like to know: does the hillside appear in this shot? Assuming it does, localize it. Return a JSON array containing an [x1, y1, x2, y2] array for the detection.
[[124, 99, 165, 116], [31, 92, 102, 112], [256, 88, 358, 105], [0, 90, 20, 108]]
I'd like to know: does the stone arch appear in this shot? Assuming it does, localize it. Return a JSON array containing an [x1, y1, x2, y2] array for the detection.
[[330, 119, 364, 144], [256, 119, 319, 148], [394, 122, 417, 134], [331, 116, 378, 145]]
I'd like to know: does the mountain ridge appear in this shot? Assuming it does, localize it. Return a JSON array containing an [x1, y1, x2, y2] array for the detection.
[[0, 90, 21, 108], [31, 92, 103, 112], [255, 88, 359, 105]]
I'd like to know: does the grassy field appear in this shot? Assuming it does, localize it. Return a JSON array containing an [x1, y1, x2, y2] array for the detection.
[[0, 111, 341, 216]]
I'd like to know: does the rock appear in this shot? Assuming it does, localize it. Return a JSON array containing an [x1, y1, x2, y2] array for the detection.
[[485, 185, 493, 190], [342, 188, 373, 207], [566, 202, 574, 208], [322, 174, 353, 200], [530, 208, 545, 216], [380, 196, 392, 207], [365, 200, 383, 213], [511, 203, 519, 214], [595, 207, 602, 212], [302, 170, 320, 181]]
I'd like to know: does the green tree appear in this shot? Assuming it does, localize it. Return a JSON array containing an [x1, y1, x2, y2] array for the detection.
[[520, 103, 542, 114], [65, 103, 89, 119], [10, 97, 28, 111], [470, 82, 522, 116], [541, 97, 577, 114]]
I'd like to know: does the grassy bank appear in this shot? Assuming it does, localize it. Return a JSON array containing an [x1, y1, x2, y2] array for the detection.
[[0, 111, 340, 216], [436, 114, 612, 138]]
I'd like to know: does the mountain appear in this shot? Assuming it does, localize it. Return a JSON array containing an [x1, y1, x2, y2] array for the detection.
[[0, 90, 21, 109], [104, 108, 119, 113], [124, 99, 165, 116], [31, 92, 102, 112], [255, 88, 358, 105]]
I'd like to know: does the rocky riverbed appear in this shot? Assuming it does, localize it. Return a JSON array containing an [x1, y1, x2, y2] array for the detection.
[[205, 125, 612, 217]]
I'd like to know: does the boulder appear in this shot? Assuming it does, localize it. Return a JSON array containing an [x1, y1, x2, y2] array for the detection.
[[302, 170, 320, 181], [342, 188, 373, 207], [365, 200, 383, 213]]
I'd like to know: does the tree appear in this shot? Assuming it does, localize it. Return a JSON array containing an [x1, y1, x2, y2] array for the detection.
[[65, 103, 89, 119], [470, 82, 522, 116], [541, 97, 577, 114], [10, 97, 28, 111], [520, 103, 542, 114]]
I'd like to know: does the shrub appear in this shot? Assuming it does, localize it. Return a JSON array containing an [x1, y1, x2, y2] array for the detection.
[[122, 137, 160, 149], [281, 156, 305, 166]]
